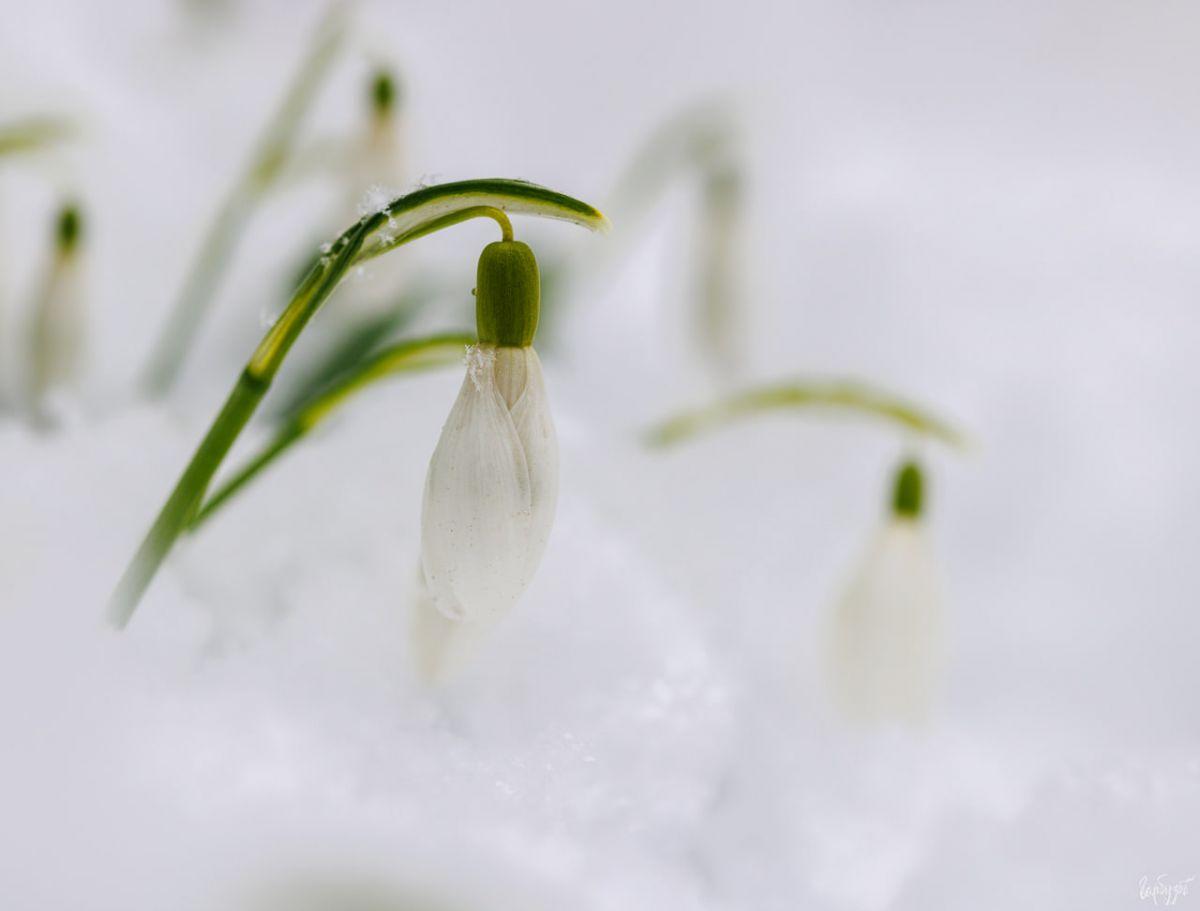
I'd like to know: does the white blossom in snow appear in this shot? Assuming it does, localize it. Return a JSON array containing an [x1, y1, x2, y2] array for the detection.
[[420, 343, 558, 625], [27, 204, 86, 420], [827, 461, 944, 724]]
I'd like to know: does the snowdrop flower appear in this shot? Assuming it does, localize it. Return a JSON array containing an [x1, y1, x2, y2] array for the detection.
[[340, 70, 409, 320], [347, 71, 405, 222], [362, 71, 403, 187], [828, 460, 944, 725], [27, 203, 85, 422], [420, 239, 558, 627]]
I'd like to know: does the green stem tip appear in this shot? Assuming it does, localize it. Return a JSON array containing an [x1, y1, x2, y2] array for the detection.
[[891, 459, 924, 519], [139, 2, 347, 398], [0, 116, 74, 157]]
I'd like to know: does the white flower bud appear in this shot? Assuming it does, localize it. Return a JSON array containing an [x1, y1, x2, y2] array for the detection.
[[420, 344, 558, 624], [410, 569, 486, 683], [27, 205, 86, 418], [827, 518, 944, 725]]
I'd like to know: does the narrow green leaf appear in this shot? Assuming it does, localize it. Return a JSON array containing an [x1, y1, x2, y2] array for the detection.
[[354, 179, 610, 264], [140, 2, 347, 397], [647, 380, 969, 449], [0, 117, 73, 157]]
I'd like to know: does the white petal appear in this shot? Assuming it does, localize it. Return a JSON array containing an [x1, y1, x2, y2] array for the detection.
[[827, 520, 943, 724], [29, 259, 85, 403], [410, 570, 486, 683], [498, 347, 559, 583], [420, 346, 533, 622]]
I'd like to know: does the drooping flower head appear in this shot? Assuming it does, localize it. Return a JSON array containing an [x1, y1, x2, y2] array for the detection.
[[828, 459, 944, 725], [27, 203, 86, 421], [420, 239, 557, 626]]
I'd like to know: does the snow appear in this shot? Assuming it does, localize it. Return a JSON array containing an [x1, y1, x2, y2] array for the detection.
[[356, 183, 398, 219], [1, 0, 1197, 908]]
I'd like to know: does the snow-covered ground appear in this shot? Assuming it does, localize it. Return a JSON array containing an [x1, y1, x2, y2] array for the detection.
[[1, 1, 1197, 908]]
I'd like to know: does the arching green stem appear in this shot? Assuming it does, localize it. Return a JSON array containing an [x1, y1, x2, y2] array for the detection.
[[646, 380, 969, 449], [355, 205, 514, 264], [110, 178, 607, 628]]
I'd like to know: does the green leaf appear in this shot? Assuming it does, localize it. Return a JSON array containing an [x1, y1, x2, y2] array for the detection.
[[140, 2, 348, 397], [0, 117, 73, 157], [646, 379, 969, 449], [354, 179, 610, 265]]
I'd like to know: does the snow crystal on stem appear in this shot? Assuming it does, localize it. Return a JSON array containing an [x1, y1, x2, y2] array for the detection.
[[356, 183, 398, 218]]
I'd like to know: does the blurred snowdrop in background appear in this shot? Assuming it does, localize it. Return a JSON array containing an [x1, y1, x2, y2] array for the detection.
[[827, 460, 943, 726], [0, 0, 1197, 908]]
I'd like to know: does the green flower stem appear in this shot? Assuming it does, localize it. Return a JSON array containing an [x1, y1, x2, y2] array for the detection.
[[646, 380, 968, 449], [140, 4, 347, 398], [353, 206, 516, 264], [110, 179, 607, 627], [694, 162, 742, 374], [188, 332, 473, 531]]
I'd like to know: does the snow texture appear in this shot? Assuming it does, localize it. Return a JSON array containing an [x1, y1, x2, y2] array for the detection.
[[0, 0, 1197, 908]]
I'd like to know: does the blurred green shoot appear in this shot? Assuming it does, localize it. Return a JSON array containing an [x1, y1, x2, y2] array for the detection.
[[606, 103, 735, 227], [110, 178, 608, 628], [188, 331, 473, 530], [265, 64, 413, 418], [693, 158, 743, 376], [539, 102, 743, 362], [0, 117, 73, 157], [140, 3, 348, 398], [646, 380, 969, 449]]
